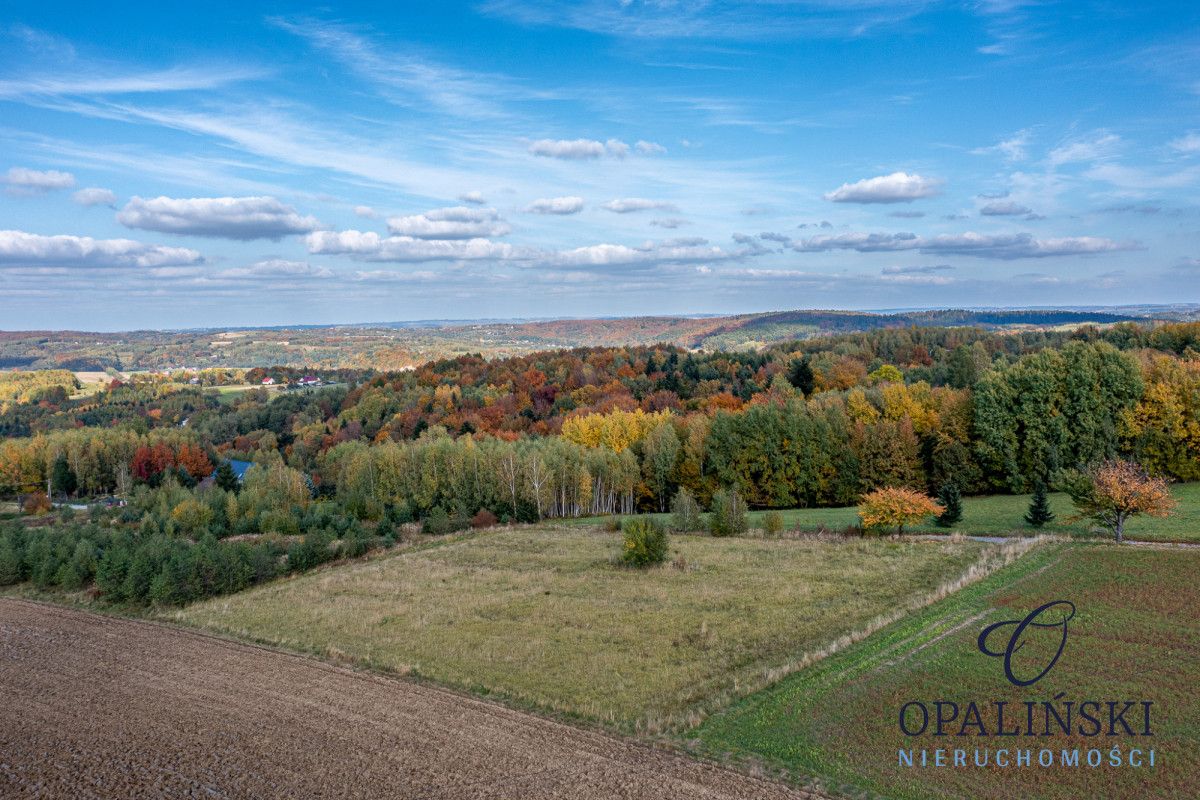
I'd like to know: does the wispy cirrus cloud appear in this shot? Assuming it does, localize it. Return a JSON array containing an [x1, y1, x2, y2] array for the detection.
[[824, 172, 941, 204], [217, 259, 333, 279], [117, 196, 322, 240]]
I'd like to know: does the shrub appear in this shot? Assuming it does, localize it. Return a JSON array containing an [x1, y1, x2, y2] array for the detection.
[[422, 507, 454, 535], [22, 492, 51, 515], [603, 516, 623, 532], [471, 509, 498, 529], [620, 517, 669, 567], [669, 487, 703, 532], [762, 510, 784, 536], [935, 483, 963, 528], [708, 489, 747, 537], [858, 487, 943, 534]]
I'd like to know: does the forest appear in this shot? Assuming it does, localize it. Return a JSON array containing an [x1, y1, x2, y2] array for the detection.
[[1, 321, 1198, 604]]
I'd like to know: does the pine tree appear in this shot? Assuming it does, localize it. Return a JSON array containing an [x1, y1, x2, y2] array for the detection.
[[1025, 480, 1055, 528], [50, 455, 77, 498], [215, 461, 240, 493], [935, 483, 963, 528], [786, 357, 816, 396]]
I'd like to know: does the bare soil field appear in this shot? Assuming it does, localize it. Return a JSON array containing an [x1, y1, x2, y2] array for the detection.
[[0, 599, 818, 800]]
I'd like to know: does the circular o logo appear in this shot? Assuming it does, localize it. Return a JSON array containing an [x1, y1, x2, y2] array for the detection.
[[977, 600, 1076, 687]]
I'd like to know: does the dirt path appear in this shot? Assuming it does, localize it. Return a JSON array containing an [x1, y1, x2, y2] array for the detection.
[[0, 599, 819, 800]]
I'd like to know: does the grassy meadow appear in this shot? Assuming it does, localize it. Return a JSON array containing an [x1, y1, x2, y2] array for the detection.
[[695, 543, 1200, 799], [175, 527, 1012, 730], [564, 482, 1200, 543]]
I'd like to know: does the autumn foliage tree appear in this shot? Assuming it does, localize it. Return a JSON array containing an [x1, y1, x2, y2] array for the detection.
[[858, 487, 943, 534], [1065, 459, 1176, 543]]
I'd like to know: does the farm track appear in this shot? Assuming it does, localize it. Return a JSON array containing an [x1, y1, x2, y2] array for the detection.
[[0, 599, 821, 800]]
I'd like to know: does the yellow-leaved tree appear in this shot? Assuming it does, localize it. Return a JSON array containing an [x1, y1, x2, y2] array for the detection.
[[1065, 459, 1176, 543], [858, 487, 943, 535]]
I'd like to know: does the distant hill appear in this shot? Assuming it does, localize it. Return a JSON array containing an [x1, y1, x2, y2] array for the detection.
[[0, 306, 1182, 371]]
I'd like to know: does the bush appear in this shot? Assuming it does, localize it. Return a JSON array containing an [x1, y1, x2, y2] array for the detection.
[[422, 506, 459, 535], [603, 516, 623, 532], [669, 487, 703, 532], [708, 489, 747, 537], [762, 510, 784, 536], [22, 492, 51, 515], [620, 518, 669, 567], [471, 509, 498, 529]]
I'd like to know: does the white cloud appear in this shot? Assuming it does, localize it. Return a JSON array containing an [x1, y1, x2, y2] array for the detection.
[[973, 129, 1031, 162], [72, 187, 118, 207], [1170, 133, 1200, 154], [352, 269, 440, 283], [386, 206, 511, 239], [354, 205, 379, 219], [1047, 133, 1120, 167], [980, 200, 1033, 216], [459, 191, 487, 205], [635, 140, 667, 155], [650, 217, 689, 229], [602, 197, 679, 213], [307, 229, 516, 262], [526, 196, 585, 215], [550, 239, 728, 269], [1085, 163, 1200, 191], [4, 166, 75, 193], [0, 229, 202, 268], [823, 172, 941, 204], [217, 259, 333, 279], [117, 196, 321, 240], [528, 138, 631, 159], [786, 230, 1136, 259]]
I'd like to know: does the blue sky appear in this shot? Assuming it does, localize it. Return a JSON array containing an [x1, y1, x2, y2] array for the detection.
[[1, 1, 1198, 329]]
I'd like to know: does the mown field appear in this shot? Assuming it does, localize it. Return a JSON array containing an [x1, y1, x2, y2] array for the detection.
[[695, 543, 1200, 799], [175, 528, 1010, 730], [564, 483, 1200, 543]]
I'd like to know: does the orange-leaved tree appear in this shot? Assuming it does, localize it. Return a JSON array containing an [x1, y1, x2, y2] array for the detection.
[[858, 487, 943, 535], [1065, 459, 1176, 543]]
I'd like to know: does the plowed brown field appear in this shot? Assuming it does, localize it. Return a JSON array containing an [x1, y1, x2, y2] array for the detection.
[[0, 599, 820, 799]]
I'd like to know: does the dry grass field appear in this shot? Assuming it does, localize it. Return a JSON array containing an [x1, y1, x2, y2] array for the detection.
[[176, 527, 1023, 730]]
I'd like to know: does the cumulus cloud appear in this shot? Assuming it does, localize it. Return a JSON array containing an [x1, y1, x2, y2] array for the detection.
[[4, 167, 75, 194], [73, 187, 118, 207], [386, 206, 511, 239], [526, 196, 585, 215], [550, 238, 727, 269], [217, 259, 333, 279], [980, 200, 1033, 216], [824, 172, 941, 204], [307, 229, 516, 262], [781, 231, 1136, 259], [354, 205, 379, 219], [117, 196, 321, 240], [602, 197, 678, 213], [527, 138, 634, 159], [458, 191, 487, 204], [635, 140, 667, 155], [0, 229, 201, 268]]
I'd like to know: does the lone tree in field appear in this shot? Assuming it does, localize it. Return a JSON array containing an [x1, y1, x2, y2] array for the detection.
[[1025, 480, 1055, 528], [859, 487, 943, 535], [1065, 460, 1176, 543], [935, 483, 963, 528], [669, 487, 702, 532]]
